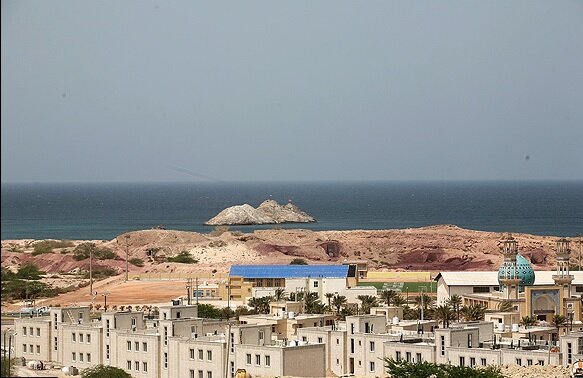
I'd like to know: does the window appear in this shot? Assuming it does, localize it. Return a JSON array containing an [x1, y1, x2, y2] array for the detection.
[[23, 327, 27, 336], [207, 372, 212, 378], [481, 358, 487, 366], [164, 352, 168, 369], [127, 341, 132, 351], [143, 342, 148, 352], [265, 355, 271, 367], [198, 371, 203, 378], [164, 326, 168, 345], [406, 352, 411, 362], [54, 337, 58, 351], [87, 353, 91, 363], [135, 361, 139, 371], [36, 345, 40, 354], [198, 349, 204, 360], [336, 358, 339, 365], [416, 353, 422, 363], [176, 311, 181, 319], [302, 336, 307, 342], [72, 352, 75, 361], [29, 327, 33, 336], [190, 370, 195, 378], [473, 286, 490, 293], [29, 344, 33, 354], [259, 331, 264, 341], [36, 328, 40, 337], [370, 341, 375, 352], [527, 359, 533, 366], [72, 333, 76, 342], [190, 349, 195, 359], [336, 338, 340, 345], [369, 361, 375, 372], [468, 333, 472, 348], [516, 358, 522, 366], [207, 350, 212, 361], [396, 351, 401, 361], [132, 317, 137, 326], [317, 337, 323, 343], [459, 357, 465, 367], [127, 360, 132, 370], [470, 357, 475, 366], [23, 344, 27, 353], [440, 336, 445, 356], [79, 353, 84, 362], [539, 360, 545, 366], [106, 319, 110, 337], [255, 354, 261, 365], [106, 344, 110, 359], [313, 281, 318, 288], [135, 341, 139, 351], [87, 334, 91, 343], [79, 333, 84, 343], [143, 362, 148, 372], [246, 353, 251, 365]]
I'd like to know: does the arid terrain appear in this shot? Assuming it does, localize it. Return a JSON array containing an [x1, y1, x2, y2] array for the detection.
[[1, 225, 572, 275], [2, 225, 577, 312]]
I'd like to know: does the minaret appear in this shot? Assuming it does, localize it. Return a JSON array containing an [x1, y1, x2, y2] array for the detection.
[[553, 238, 573, 298], [499, 234, 521, 300]]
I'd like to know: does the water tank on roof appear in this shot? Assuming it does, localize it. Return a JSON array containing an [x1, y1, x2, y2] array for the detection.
[[297, 340, 307, 346], [392, 317, 400, 325], [287, 340, 297, 347], [497, 323, 505, 331], [511, 324, 519, 332], [288, 311, 295, 319]]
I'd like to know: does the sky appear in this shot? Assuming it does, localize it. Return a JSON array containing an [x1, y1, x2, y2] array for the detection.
[[2, 1, 582, 183]]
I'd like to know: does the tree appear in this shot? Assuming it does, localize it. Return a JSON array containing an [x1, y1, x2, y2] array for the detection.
[[289, 258, 308, 265], [248, 296, 271, 314], [552, 314, 567, 340], [197, 303, 222, 319], [304, 292, 324, 314], [274, 288, 287, 301], [434, 304, 453, 328], [497, 300, 514, 313], [385, 358, 504, 378], [331, 294, 347, 315], [520, 315, 538, 328], [357, 295, 379, 314], [16, 263, 44, 280], [325, 293, 334, 307], [446, 294, 463, 322], [1, 357, 14, 377], [392, 294, 407, 307], [380, 290, 397, 306], [460, 304, 486, 321], [81, 365, 131, 378]]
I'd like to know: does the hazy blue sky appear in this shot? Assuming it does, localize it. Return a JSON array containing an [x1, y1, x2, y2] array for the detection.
[[2, 1, 582, 183]]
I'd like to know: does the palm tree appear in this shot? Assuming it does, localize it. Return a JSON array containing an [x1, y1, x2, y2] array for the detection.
[[497, 299, 514, 313], [274, 288, 287, 301], [304, 292, 322, 314], [446, 295, 462, 322], [460, 304, 486, 321], [357, 295, 379, 314], [379, 290, 397, 306], [552, 314, 567, 340], [434, 304, 453, 328], [331, 294, 347, 315], [520, 315, 538, 328], [392, 294, 407, 307], [325, 293, 334, 308]]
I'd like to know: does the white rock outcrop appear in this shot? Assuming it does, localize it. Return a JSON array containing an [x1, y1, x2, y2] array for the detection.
[[205, 199, 316, 226]]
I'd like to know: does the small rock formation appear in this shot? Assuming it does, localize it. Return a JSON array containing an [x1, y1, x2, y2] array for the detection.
[[205, 199, 316, 226]]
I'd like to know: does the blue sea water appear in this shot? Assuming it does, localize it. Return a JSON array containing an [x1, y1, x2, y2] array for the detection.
[[1, 181, 582, 240]]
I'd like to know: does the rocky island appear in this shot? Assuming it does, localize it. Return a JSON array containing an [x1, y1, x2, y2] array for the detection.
[[205, 199, 316, 225]]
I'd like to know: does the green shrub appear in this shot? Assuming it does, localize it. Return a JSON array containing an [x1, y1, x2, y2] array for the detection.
[[32, 240, 74, 255], [385, 358, 504, 378], [167, 251, 198, 264], [289, 258, 308, 265], [81, 365, 131, 378], [81, 267, 118, 280], [129, 258, 144, 267], [73, 243, 117, 261], [197, 303, 222, 319], [1, 279, 58, 300]]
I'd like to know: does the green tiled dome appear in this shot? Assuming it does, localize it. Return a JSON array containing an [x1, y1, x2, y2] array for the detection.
[[498, 254, 536, 288]]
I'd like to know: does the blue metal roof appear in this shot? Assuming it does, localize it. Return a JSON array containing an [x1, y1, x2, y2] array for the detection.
[[230, 265, 349, 279]]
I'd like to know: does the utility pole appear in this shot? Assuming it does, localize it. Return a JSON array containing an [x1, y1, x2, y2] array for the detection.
[[125, 234, 130, 281], [578, 234, 582, 271], [420, 287, 425, 321], [186, 278, 192, 305], [227, 277, 231, 310], [195, 277, 199, 305], [89, 247, 93, 304]]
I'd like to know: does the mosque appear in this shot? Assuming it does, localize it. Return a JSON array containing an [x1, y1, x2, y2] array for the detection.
[[436, 235, 583, 333]]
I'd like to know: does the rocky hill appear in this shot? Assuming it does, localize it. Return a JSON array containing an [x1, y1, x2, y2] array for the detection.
[[1, 225, 577, 276], [205, 199, 316, 225]]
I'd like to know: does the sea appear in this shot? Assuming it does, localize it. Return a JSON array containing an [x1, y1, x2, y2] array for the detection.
[[1, 181, 582, 240]]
